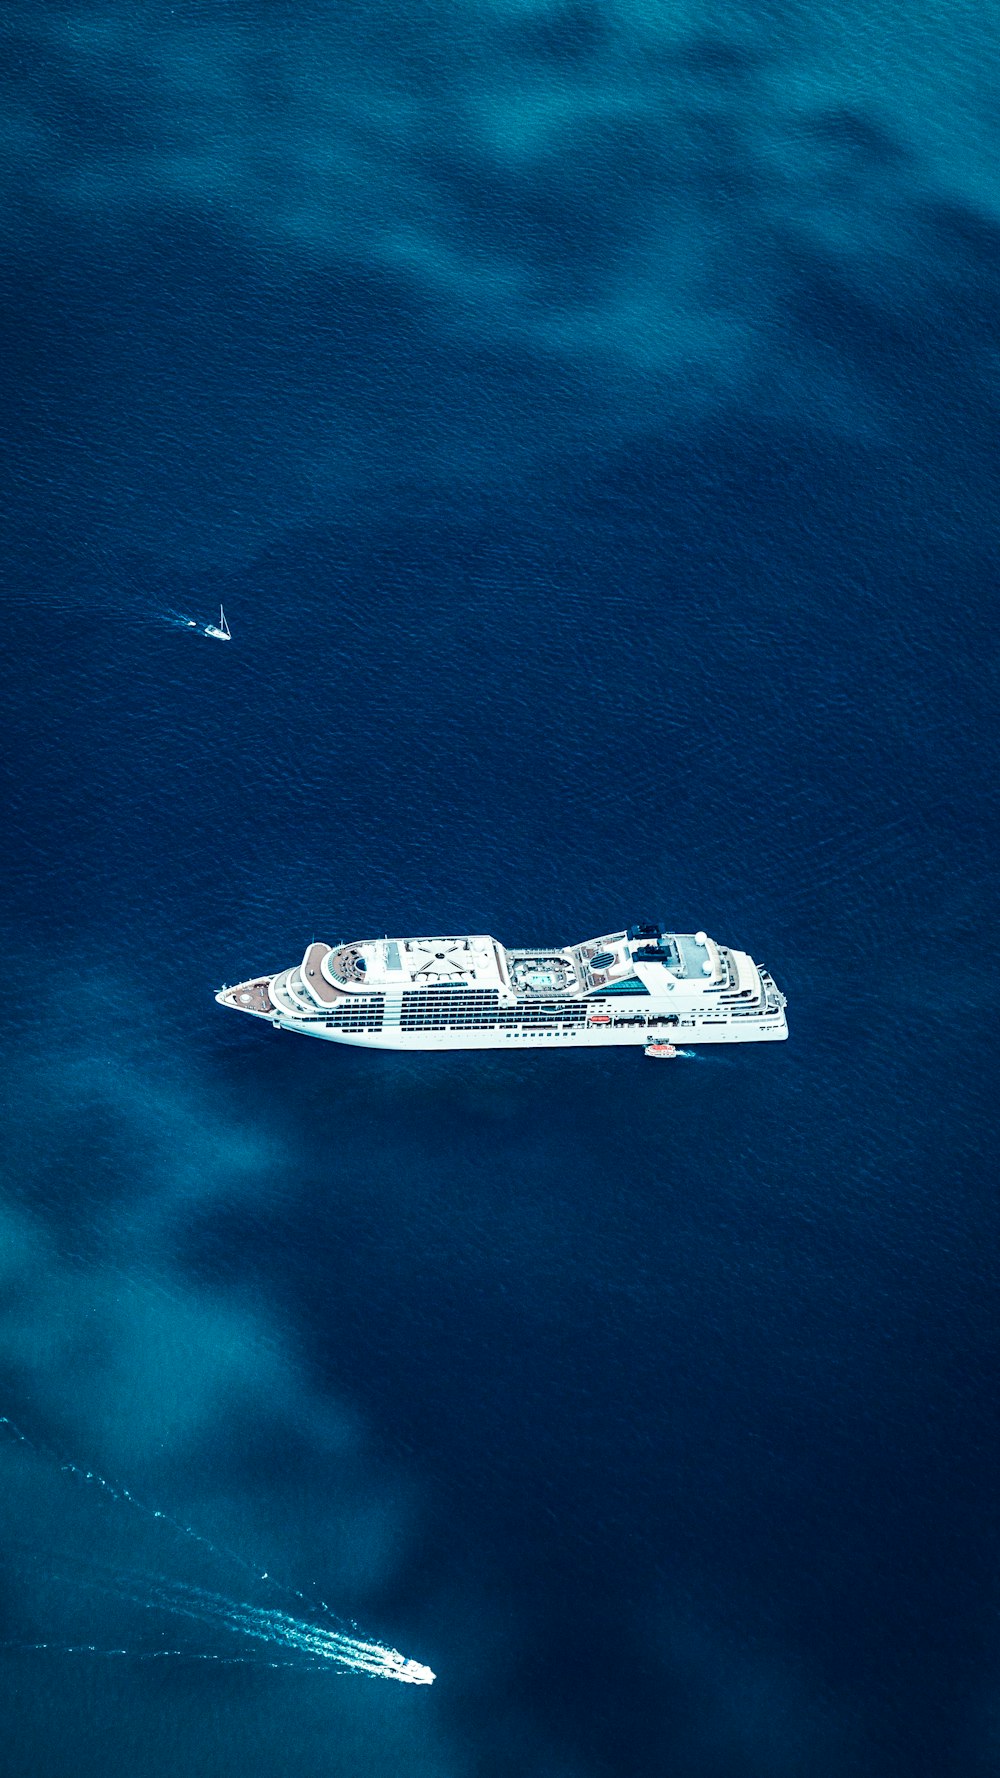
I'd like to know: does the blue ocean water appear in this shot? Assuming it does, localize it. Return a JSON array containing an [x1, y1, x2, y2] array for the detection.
[[1, 2, 997, 1773]]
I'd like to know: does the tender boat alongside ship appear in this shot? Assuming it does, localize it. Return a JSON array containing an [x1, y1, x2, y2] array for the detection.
[[216, 922, 788, 1053]]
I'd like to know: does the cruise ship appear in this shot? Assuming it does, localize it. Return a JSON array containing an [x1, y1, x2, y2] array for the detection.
[[216, 923, 787, 1051]]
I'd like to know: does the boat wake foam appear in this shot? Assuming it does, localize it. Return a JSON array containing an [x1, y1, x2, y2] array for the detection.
[[0, 1416, 433, 1684], [159, 609, 198, 627]]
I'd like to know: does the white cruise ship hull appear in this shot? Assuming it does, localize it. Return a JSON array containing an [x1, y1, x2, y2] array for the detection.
[[217, 923, 788, 1054]]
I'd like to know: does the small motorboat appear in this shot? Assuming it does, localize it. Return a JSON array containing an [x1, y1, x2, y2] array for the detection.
[[203, 604, 231, 641], [644, 1041, 678, 1059]]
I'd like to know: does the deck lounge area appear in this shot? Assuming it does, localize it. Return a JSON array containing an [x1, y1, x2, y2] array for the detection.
[[302, 941, 341, 1003]]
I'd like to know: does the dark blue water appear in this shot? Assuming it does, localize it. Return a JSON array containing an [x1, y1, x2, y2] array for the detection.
[[2, 3, 998, 1773]]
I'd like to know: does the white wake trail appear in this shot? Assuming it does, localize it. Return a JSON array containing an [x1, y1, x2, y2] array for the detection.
[[0, 1417, 435, 1685], [137, 1580, 435, 1683]]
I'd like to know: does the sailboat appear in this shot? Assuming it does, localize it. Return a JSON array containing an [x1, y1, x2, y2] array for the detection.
[[203, 604, 231, 641]]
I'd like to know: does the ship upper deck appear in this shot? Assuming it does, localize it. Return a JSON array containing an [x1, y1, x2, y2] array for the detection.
[[301, 927, 727, 1003], [321, 935, 510, 993]]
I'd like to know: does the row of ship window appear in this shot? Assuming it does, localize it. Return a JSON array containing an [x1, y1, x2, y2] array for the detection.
[[317, 1009, 773, 1027], [399, 993, 499, 1005], [312, 1004, 775, 1030], [323, 1017, 711, 1032], [397, 1015, 589, 1029], [313, 1017, 777, 1034], [314, 1017, 775, 1031]]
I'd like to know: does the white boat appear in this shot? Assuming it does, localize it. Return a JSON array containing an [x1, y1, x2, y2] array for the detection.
[[217, 922, 788, 1053], [203, 605, 231, 641]]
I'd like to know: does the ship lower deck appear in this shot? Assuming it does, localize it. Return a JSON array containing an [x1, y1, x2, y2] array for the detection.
[[262, 1018, 788, 1051]]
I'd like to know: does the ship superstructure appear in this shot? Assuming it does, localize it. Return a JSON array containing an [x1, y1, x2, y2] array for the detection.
[[217, 923, 787, 1051]]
